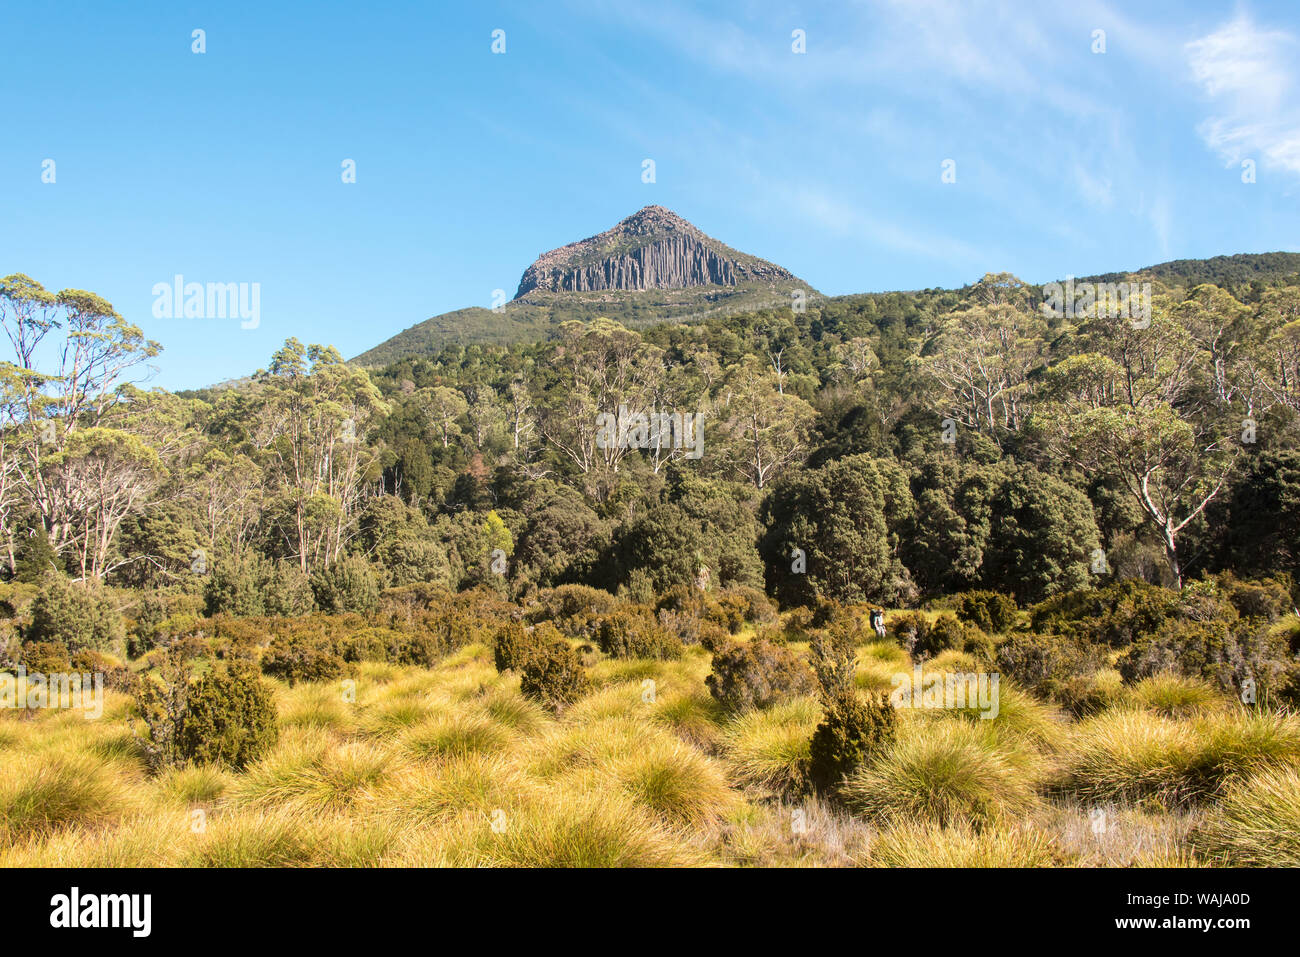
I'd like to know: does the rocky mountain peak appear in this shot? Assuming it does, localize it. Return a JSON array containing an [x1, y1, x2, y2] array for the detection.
[[513, 206, 795, 300]]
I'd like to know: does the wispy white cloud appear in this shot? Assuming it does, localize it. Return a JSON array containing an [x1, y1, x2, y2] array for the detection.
[[1186, 13, 1300, 175], [772, 183, 992, 266]]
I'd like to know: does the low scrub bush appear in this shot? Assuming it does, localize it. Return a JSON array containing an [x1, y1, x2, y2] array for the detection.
[[953, 590, 1018, 633], [19, 640, 71, 674], [137, 655, 278, 771], [493, 621, 559, 673], [520, 639, 590, 713], [892, 612, 986, 661], [596, 607, 683, 661], [1118, 615, 1297, 703], [25, 576, 123, 653], [1030, 579, 1178, 648], [531, 585, 617, 638], [261, 633, 350, 686], [808, 690, 897, 795], [705, 638, 816, 712], [995, 631, 1109, 711]]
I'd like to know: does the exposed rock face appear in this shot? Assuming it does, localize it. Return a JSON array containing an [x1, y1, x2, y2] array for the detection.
[[514, 205, 794, 299]]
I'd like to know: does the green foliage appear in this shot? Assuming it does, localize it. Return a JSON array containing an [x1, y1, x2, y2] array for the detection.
[[995, 631, 1109, 713], [137, 654, 278, 771], [596, 607, 683, 660], [12, 527, 61, 583], [1118, 615, 1295, 702], [953, 590, 1018, 633], [704, 638, 817, 712], [20, 640, 71, 674], [1030, 579, 1179, 648], [177, 661, 279, 769], [808, 690, 897, 796], [891, 612, 983, 661], [761, 454, 913, 607], [981, 466, 1100, 603], [261, 632, 350, 687], [26, 576, 123, 653], [519, 638, 590, 713], [311, 555, 380, 616], [531, 584, 617, 636], [493, 621, 549, 673]]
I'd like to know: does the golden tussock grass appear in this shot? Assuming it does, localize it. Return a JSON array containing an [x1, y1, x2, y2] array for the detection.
[[5, 639, 1294, 867]]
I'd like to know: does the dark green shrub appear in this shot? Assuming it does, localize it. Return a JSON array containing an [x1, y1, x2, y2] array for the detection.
[[137, 654, 278, 770], [310, 555, 379, 616], [494, 621, 547, 673], [391, 631, 444, 668], [204, 560, 263, 618], [954, 590, 1018, 633], [531, 584, 617, 638], [1204, 571, 1293, 622], [1119, 616, 1296, 702], [808, 690, 897, 795], [596, 607, 683, 660], [810, 598, 847, 629], [806, 616, 896, 794], [26, 576, 123, 652], [130, 593, 169, 656], [705, 638, 817, 712], [520, 639, 590, 713], [339, 626, 401, 663], [777, 606, 815, 641], [178, 661, 278, 769], [921, 615, 978, 659], [891, 612, 977, 660], [713, 592, 749, 633], [13, 525, 61, 583], [1030, 579, 1177, 648], [260, 633, 349, 686], [890, 611, 930, 656], [726, 585, 779, 626], [995, 631, 1108, 708], [71, 648, 138, 695], [19, 640, 71, 674]]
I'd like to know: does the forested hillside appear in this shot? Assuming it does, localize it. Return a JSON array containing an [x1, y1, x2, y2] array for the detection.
[[6, 263, 1300, 610]]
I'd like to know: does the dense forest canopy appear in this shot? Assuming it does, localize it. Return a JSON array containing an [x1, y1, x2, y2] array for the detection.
[[3, 258, 1299, 609]]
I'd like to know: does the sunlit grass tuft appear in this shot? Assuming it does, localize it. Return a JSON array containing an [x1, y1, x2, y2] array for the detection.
[[722, 696, 819, 795], [841, 719, 1039, 828]]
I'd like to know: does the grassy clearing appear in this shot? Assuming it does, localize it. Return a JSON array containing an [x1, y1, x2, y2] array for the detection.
[[3, 631, 1293, 867]]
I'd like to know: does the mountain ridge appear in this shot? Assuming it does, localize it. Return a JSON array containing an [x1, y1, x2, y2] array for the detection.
[[351, 205, 1300, 369], [353, 206, 815, 367]]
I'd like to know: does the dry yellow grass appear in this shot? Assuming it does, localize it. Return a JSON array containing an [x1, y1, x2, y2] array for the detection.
[[1, 636, 1288, 867]]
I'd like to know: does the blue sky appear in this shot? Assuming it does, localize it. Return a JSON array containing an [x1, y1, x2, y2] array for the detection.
[[3, 0, 1298, 389]]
